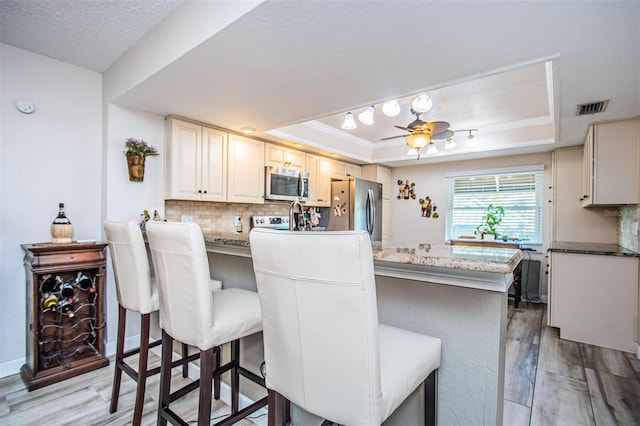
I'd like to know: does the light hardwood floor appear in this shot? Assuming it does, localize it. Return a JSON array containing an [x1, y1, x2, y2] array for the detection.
[[504, 301, 640, 426], [2, 302, 639, 425]]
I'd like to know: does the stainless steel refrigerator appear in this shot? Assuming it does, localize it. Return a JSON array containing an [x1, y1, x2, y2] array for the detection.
[[327, 178, 382, 241]]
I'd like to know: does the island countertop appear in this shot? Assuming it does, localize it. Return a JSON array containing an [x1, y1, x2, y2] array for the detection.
[[203, 233, 523, 275]]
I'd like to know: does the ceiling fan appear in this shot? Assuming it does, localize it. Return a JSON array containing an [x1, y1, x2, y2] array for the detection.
[[381, 110, 454, 142], [381, 110, 455, 159]]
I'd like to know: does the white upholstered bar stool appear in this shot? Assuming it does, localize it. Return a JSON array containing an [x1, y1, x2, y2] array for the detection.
[[105, 221, 216, 425], [146, 221, 267, 426], [250, 228, 442, 426]]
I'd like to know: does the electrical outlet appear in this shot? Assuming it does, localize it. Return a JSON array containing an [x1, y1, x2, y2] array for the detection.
[[181, 215, 193, 223]]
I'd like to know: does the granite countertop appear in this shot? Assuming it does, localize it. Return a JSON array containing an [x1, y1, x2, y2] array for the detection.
[[372, 242, 522, 274], [549, 241, 639, 257], [203, 233, 522, 274]]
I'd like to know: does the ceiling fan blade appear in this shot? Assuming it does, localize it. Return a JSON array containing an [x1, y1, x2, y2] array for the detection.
[[381, 134, 409, 141], [432, 129, 455, 140], [394, 125, 413, 132], [426, 121, 451, 134]]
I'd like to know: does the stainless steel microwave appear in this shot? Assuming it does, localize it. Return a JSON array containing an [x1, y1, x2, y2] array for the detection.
[[265, 166, 309, 202]]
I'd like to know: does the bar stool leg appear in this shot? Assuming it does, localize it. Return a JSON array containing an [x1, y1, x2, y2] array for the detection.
[[424, 370, 437, 426], [109, 304, 127, 414], [231, 340, 240, 413], [158, 330, 173, 426], [132, 313, 151, 426], [198, 347, 214, 425], [181, 343, 189, 378], [214, 345, 221, 400]]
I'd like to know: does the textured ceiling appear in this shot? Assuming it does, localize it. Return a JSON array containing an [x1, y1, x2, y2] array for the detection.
[[0, 0, 183, 72], [1, 0, 638, 166]]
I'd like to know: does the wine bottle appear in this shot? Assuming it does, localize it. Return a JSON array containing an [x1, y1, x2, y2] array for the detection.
[[77, 275, 94, 293], [41, 276, 58, 294], [60, 282, 74, 299], [42, 294, 59, 310], [59, 299, 75, 318], [51, 203, 73, 243], [53, 203, 71, 225]]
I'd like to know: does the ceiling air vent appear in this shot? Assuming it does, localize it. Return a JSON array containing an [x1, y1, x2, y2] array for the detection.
[[576, 99, 609, 116]]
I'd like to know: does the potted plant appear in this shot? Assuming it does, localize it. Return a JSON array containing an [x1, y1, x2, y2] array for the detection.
[[475, 204, 504, 240], [124, 138, 158, 182]]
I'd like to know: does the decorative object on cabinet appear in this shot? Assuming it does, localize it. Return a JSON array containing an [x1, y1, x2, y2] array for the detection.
[[475, 204, 504, 239], [124, 138, 158, 182], [418, 196, 438, 218], [20, 242, 109, 391], [397, 179, 416, 199], [50, 202, 73, 243]]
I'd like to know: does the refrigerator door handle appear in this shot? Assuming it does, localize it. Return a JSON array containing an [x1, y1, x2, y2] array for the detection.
[[366, 189, 375, 235]]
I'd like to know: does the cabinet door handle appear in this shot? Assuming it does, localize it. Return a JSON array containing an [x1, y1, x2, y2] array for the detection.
[[197, 190, 202, 194], [203, 190, 207, 194]]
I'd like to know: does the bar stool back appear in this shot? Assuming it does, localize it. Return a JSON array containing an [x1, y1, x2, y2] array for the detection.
[[250, 229, 442, 426], [146, 221, 267, 425], [105, 220, 192, 425]]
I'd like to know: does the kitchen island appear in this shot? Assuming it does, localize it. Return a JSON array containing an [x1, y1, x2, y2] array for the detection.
[[203, 235, 522, 425]]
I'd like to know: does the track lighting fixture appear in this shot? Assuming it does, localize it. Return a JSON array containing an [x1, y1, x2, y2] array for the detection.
[[444, 138, 457, 150], [382, 100, 401, 117], [341, 112, 357, 130], [411, 93, 433, 114], [358, 106, 375, 125]]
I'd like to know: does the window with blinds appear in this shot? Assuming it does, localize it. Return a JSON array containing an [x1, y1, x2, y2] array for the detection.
[[446, 171, 543, 243]]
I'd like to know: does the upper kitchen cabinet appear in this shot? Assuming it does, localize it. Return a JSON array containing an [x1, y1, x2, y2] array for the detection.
[[361, 165, 392, 199], [331, 160, 361, 180], [227, 134, 265, 204], [305, 154, 332, 207], [165, 118, 227, 202], [265, 143, 305, 172], [581, 117, 639, 206]]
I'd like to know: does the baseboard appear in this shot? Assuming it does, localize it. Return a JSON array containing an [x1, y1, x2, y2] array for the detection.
[[0, 357, 26, 378]]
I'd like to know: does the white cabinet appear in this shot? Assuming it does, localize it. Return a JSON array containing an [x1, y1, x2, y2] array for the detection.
[[265, 143, 305, 171], [227, 134, 265, 204], [581, 117, 639, 206], [362, 165, 391, 199], [548, 251, 638, 353], [362, 164, 392, 242], [331, 160, 361, 179], [305, 154, 332, 207], [165, 118, 227, 201]]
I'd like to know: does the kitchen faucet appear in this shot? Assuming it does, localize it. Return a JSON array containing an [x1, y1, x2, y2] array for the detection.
[[288, 200, 305, 231]]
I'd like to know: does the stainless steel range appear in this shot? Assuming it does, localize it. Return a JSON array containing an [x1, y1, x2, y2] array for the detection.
[[251, 216, 290, 231]]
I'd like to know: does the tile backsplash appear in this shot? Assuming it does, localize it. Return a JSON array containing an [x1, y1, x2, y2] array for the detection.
[[165, 200, 290, 238], [618, 204, 639, 253]]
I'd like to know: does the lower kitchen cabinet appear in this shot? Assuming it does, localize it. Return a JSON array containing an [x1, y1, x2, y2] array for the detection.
[[548, 250, 638, 353]]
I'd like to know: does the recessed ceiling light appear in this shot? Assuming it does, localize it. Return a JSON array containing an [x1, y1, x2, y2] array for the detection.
[[240, 127, 256, 134]]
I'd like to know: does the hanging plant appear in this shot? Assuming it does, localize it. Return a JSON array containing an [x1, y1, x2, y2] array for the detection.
[[124, 138, 158, 182]]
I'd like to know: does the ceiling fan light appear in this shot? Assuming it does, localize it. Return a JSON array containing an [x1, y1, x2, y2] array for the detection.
[[426, 143, 438, 155], [341, 112, 357, 130], [382, 100, 401, 117], [406, 148, 419, 156], [406, 133, 429, 149], [358, 106, 375, 125], [411, 93, 433, 113]]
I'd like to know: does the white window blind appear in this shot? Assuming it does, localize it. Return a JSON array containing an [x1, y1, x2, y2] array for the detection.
[[446, 171, 543, 243]]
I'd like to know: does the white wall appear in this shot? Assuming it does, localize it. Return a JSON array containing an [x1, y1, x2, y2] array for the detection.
[[103, 104, 166, 349], [389, 152, 554, 248], [0, 44, 102, 372]]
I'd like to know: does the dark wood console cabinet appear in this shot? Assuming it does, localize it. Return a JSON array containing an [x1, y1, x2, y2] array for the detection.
[[21, 242, 110, 391]]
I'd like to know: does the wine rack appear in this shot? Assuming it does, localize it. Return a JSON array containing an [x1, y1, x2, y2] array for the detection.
[[21, 242, 109, 391]]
